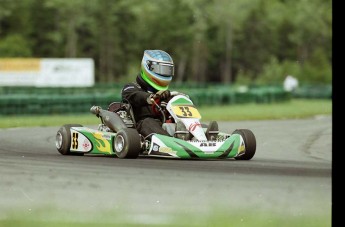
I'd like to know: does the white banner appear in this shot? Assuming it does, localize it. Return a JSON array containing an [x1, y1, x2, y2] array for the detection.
[[0, 58, 95, 87]]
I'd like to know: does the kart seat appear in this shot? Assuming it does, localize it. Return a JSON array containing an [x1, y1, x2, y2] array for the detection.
[[108, 101, 136, 128]]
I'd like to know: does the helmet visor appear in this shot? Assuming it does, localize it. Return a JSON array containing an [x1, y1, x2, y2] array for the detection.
[[150, 62, 174, 76]]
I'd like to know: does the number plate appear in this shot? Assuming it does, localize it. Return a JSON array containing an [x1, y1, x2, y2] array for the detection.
[[172, 105, 201, 119]]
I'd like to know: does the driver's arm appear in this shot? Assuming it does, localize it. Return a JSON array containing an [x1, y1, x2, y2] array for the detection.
[[121, 83, 152, 106]]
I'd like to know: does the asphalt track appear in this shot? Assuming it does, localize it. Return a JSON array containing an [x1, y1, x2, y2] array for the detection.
[[0, 116, 332, 225]]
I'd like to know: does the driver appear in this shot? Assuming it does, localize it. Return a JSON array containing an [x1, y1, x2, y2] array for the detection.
[[121, 50, 174, 138]]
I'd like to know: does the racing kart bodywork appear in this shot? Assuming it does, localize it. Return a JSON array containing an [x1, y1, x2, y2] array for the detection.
[[55, 92, 256, 160]]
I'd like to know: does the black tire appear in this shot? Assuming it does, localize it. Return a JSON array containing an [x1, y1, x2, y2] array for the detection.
[[56, 124, 83, 155], [233, 129, 256, 160], [113, 128, 141, 159]]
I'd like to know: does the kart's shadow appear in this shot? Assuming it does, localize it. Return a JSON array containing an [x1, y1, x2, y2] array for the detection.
[[82, 154, 237, 161], [137, 155, 236, 161]]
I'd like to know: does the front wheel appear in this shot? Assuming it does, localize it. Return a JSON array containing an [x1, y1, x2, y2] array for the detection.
[[113, 128, 141, 159], [233, 129, 256, 160], [56, 124, 84, 155]]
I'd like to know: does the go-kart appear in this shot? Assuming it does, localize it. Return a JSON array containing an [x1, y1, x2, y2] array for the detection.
[[55, 91, 256, 160]]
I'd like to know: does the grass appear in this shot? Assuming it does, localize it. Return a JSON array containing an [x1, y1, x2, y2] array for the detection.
[[199, 98, 332, 121], [0, 99, 332, 128], [0, 207, 331, 227]]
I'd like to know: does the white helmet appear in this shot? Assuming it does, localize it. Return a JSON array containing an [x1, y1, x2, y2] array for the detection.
[[140, 50, 174, 91]]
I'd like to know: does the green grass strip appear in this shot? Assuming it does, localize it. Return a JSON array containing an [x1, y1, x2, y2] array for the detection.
[[0, 99, 331, 128], [0, 208, 330, 227]]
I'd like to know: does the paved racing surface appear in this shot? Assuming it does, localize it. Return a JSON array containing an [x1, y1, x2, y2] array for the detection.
[[0, 116, 332, 225]]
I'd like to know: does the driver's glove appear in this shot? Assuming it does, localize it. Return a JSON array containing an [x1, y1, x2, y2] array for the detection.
[[146, 90, 171, 104], [154, 90, 171, 101]]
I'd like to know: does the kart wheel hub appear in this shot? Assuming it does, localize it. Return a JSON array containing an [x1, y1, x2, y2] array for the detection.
[[114, 135, 125, 152], [55, 132, 63, 149]]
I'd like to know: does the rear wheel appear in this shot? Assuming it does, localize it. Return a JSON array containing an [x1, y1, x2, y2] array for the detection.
[[56, 124, 83, 155], [233, 129, 256, 160], [113, 128, 141, 159]]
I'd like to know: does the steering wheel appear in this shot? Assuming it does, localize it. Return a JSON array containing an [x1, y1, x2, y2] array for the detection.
[[150, 98, 167, 123]]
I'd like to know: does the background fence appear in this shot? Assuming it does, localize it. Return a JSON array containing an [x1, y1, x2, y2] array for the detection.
[[0, 83, 331, 115]]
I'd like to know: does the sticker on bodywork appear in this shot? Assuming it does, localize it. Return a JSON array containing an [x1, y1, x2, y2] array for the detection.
[[92, 131, 112, 154], [172, 105, 201, 119], [70, 129, 92, 152]]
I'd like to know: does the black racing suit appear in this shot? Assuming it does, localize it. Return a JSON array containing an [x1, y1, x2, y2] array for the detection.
[[121, 82, 170, 137]]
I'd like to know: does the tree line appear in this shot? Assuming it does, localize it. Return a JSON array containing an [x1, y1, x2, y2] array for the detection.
[[0, 0, 332, 85]]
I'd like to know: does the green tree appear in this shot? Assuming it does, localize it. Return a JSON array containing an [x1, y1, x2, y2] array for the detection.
[[206, 0, 259, 83], [0, 34, 31, 57], [0, 0, 332, 85]]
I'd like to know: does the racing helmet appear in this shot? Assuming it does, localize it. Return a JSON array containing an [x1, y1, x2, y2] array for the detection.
[[140, 50, 174, 91]]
